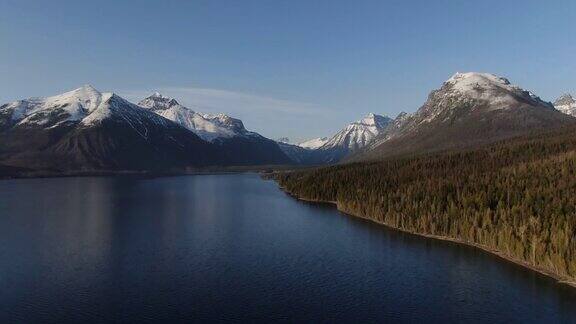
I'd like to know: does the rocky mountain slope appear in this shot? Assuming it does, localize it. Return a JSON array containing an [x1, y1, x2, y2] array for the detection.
[[297, 137, 328, 149], [0, 86, 293, 173], [294, 113, 393, 163], [1, 73, 572, 173], [138, 93, 292, 166], [353, 72, 575, 160], [554, 94, 576, 116], [320, 113, 392, 151]]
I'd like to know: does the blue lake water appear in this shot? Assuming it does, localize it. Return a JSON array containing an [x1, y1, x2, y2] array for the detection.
[[0, 174, 575, 323]]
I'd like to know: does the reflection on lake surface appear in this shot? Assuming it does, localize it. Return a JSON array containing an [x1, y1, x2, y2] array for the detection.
[[0, 174, 575, 322]]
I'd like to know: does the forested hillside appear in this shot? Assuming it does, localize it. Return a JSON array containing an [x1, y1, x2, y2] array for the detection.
[[274, 127, 576, 283]]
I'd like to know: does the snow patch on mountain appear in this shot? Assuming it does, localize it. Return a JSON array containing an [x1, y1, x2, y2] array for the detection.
[[554, 94, 576, 116], [78, 92, 115, 125], [393, 72, 554, 132], [138, 93, 259, 142], [0, 85, 170, 130], [320, 113, 392, 151], [138, 92, 180, 111], [80, 93, 171, 132], [1, 85, 105, 127], [0, 85, 178, 144], [361, 72, 563, 155], [443, 72, 546, 111], [298, 137, 328, 149]]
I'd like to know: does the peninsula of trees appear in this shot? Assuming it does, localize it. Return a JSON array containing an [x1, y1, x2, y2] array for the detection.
[[273, 126, 576, 284]]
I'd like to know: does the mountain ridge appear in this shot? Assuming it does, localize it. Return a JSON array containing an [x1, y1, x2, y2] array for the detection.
[[350, 72, 575, 161], [554, 94, 576, 116], [0, 86, 219, 171], [1, 71, 574, 174], [0, 86, 293, 171], [138, 92, 293, 165]]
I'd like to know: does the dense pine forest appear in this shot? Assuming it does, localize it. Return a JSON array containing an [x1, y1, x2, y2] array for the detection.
[[274, 127, 576, 283]]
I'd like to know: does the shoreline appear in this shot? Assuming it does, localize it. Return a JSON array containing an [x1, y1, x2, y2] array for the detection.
[[0, 169, 256, 181], [282, 189, 576, 290], [0, 165, 309, 181]]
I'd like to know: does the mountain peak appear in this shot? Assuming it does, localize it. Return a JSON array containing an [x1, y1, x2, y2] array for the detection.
[[555, 93, 575, 105], [317, 113, 393, 155], [412, 71, 552, 122], [77, 84, 99, 92], [352, 74, 574, 162], [203, 113, 246, 133], [45, 84, 104, 112], [298, 137, 329, 149], [554, 93, 576, 116], [136, 94, 260, 141], [150, 91, 168, 99], [356, 113, 391, 128], [139, 93, 180, 110], [66, 84, 102, 99], [445, 72, 512, 90]]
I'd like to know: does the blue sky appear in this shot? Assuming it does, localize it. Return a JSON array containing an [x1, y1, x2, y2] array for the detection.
[[1, 0, 575, 141]]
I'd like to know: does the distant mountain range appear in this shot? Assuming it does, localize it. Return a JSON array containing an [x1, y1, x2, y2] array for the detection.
[[352, 72, 575, 160], [278, 113, 394, 164], [1, 72, 574, 175], [0, 86, 291, 172], [294, 72, 575, 162], [137, 92, 291, 166]]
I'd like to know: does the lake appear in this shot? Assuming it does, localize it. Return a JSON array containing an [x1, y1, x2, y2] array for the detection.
[[0, 174, 575, 323]]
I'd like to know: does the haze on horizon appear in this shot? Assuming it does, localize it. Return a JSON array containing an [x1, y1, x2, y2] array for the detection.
[[1, 0, 575, 142]]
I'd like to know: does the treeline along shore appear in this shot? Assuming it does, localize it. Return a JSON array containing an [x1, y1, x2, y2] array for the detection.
[[272, 126, 576, 286]]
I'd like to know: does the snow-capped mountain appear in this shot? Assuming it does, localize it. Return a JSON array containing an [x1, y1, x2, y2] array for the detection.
[[415, 72, 553, 120], [380, 72, 555, 137], [354, 72, 575, 160], [0, 85, 180, 132], [284, 113, 393, 163], [138, 92, 292, 165], [320, 113, 392, 151], [1, 74, 572, 174], [275, 137, 291, 144], [0, 86, 293, 172], [297, 137, 328, 149], [305, 72, 566, 164], [0, 85, 218, 171], [554, 94, 576, 116], [138, 93, 256, 141], [1, 85, 104, 129]]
